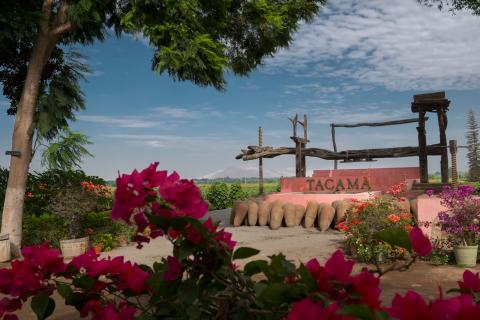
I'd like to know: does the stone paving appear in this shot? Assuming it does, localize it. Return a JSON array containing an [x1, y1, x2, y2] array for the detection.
[[7, 210, 480, 319]]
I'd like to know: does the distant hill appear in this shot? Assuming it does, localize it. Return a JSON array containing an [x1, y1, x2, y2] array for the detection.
[[198, 166, 290, 180]]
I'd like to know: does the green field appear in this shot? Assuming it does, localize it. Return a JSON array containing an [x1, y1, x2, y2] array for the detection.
[[198, 181, 280, 199]]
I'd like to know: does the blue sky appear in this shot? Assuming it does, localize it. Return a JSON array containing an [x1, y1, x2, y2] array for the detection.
[[1, 0, 479, 179]]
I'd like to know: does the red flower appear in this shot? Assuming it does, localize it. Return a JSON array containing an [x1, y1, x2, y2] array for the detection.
[[409, 227, 432, 257], [387, 214, 401, 223], [351, 270, 381, 309], [163, 256, 183, 281]]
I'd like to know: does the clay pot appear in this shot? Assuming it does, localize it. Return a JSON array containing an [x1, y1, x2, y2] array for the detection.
[[318, 205, 335, 231], [335, 200, 352, 222], [232, 201, 249, 227], [304, 202, 319, 228], [284, 203, 296, 227], [247, 201, 259, 226], [270, 203, 284, 230], [93, 244, 103, 254], [258, 202, 272, 226], [294, 204, 306, 226]]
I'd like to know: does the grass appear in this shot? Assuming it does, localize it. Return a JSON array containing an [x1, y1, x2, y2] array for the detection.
[[198, 181, 280, 199]]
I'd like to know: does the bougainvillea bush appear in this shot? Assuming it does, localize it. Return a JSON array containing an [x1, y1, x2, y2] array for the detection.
[[339, 185, 414, 263], [2, 163, 480, 320], [434, 185, 480, 246]]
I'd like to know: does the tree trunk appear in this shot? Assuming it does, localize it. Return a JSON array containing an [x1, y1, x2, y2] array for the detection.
[[1, 32, 56, 257]]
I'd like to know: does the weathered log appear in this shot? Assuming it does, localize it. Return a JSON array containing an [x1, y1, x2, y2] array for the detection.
[[236, 144, 444, 161], [332, 117, 427, 128]]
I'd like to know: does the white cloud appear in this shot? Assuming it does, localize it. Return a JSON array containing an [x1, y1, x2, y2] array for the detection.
[[77, 115, 157, 128], [153, 106, 224, 119], [265, 0, 480, 91], [100, 133, 236, 150], [266, 103, 411, 125]]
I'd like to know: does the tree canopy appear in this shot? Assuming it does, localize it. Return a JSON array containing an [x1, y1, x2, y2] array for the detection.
[[419, 0, 480, 15]]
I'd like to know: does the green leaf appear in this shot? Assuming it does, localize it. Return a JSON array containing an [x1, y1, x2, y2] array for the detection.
[[375, 227, 412, 252], [31, 292, 55, 320], [298, 264, 317, 292], [244, 260, 268, 276], [57, 284, 73, 303], [178, 279, 199, 303], [338, 304, 376, 320], [72, 275, 95, 291], [233, 247, 260, 260]]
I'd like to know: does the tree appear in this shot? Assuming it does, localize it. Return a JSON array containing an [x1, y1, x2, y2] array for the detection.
[[466, 108, 480, 181], [0, 0, 325, 256], [38, 129, 93, 171], [419, 0, 480, 15]]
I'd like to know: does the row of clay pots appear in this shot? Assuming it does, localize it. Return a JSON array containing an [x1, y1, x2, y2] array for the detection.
[[230, 200, 355, 230], [231, 197, 417, 230]]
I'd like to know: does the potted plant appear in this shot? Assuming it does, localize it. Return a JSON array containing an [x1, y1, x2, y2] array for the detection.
[[92, 232, 114, 253], [434, 185, 480, 267], [47, 187, 97, 258]]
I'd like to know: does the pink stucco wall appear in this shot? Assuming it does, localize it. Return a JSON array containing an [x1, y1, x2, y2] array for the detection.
[[281, 167, 420, 193], [263, 191, 380, 207], [416, 194, 446, 236]]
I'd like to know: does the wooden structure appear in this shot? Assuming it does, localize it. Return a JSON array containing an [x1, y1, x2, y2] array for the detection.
[[411, 92, 450, 183], [236, 92, 451, 181], [258, 127, 264, 194]]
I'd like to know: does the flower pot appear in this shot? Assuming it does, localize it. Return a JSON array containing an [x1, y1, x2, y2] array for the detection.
[[115, 234, 128, 247], [60, 237, 89, 258], [454, 245, 478, 267], [93, 244, 103, 254], [0, 234, 10, 262]]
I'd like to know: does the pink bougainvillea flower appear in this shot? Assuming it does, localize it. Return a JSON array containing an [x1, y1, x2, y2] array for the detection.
[[350, 270, 381, 309], [21, 243, 66, 275], [426, 189, 434, 197], [158, 173, 208, 219], [458, 270, 480, 293], [202, 218, 236, 249], [388, 291, 432, 319], [163, 256, 183, 281], [409, 227, 432, 257], [324, 250, 354, 284], [286, 298, 345, 320]]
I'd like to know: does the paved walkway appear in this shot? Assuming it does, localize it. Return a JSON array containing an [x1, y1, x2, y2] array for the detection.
[[7, 223, 480, 319]]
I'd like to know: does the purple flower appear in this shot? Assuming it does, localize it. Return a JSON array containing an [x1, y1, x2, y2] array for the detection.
[[426, 189, 434, 197]]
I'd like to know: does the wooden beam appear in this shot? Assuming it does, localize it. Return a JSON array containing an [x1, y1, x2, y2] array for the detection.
[[413, 91, 445, 102], [417, 111, 428, 183], [438, 109, 449, 183], [330, 124, 338, 169], [258, 127, 264, 195], [331, 117, 427, 128], [236, 144, 444, 161]]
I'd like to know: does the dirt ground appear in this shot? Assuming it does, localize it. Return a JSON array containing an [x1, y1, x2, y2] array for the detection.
[[8, 226, 480, 319]]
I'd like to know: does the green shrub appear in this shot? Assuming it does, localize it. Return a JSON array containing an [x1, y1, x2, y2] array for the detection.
[[229, 182, 245, 204], [82, 211, 132, 239], [206, 182, 230, 210], [22, 214, 69, 248]]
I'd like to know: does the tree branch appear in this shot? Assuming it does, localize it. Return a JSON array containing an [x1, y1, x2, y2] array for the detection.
[[51, 0, 73, 36], [40, 0, 54, 35]]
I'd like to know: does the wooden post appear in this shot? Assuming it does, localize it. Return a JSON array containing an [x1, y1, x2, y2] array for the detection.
[[295, 140, 303, 177], [331, 124, 338, 170], [417, 111, 429, 183], [438, 109, 449, 183], [449, 140, 458, 189], [258, 127, 264, 195]]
